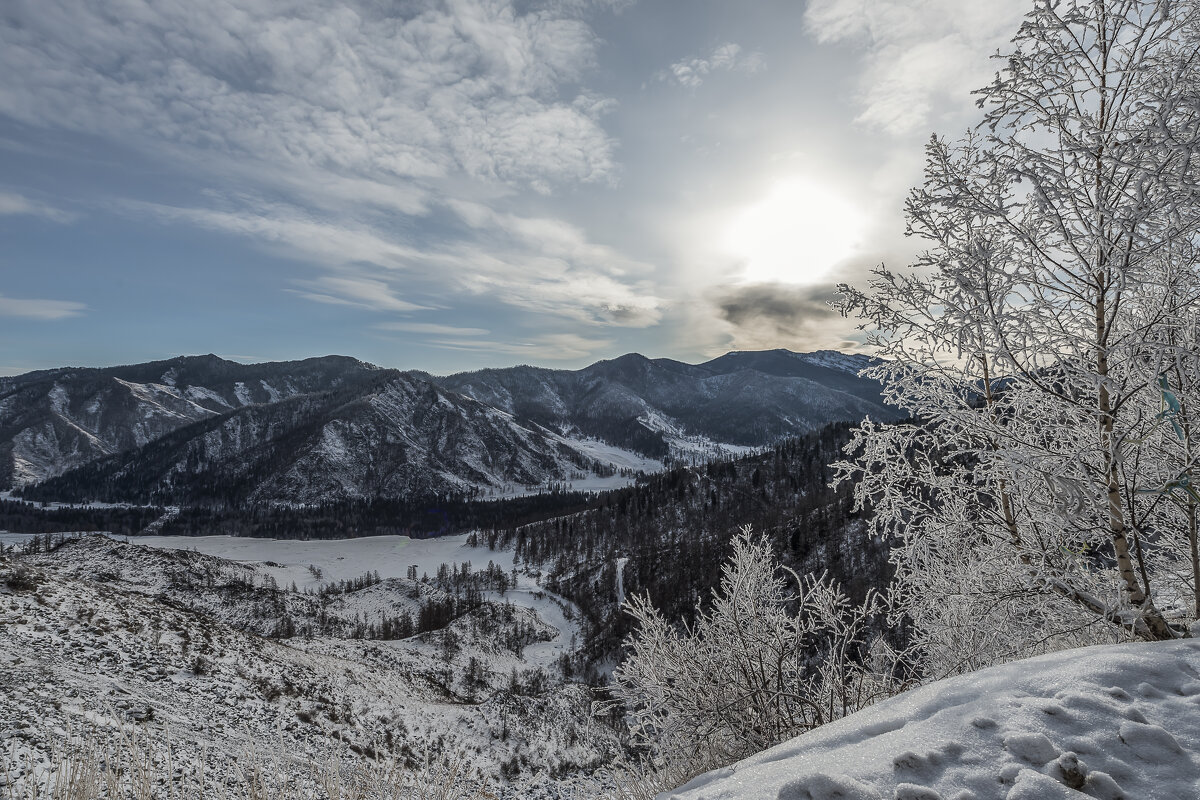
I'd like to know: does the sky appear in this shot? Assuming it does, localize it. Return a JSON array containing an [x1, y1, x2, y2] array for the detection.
[[0, 0, 1031, 376]]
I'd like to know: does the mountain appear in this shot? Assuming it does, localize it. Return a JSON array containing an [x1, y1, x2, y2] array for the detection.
[[3, 349, 897, 506], [436, 348, 893, 458], [0, 354, 379, 487], [20, 370, 595, 505]]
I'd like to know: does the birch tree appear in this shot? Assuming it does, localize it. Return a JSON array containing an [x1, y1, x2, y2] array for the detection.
[[836, 0, 1200, 672]]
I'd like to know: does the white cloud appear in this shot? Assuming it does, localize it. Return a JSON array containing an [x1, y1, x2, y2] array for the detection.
[[128, 197, 664, 329], [375, 322, 490, 336], [0, 0, 661, 345], [804, 0, 1027, 134], [0, 191, 74, 223], [429, 332, 614, 361], [0, 294, 86, 319], [289, 277, 431, 313], [660, 43, 766, 88], [0, 0, 618, 200]]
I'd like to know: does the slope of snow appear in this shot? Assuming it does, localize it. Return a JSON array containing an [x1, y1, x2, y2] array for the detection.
[[667, 639, 1200, 800], [793, 350, 874, 375], [127, 533, 512, 590], [0, 546, 619, 798]]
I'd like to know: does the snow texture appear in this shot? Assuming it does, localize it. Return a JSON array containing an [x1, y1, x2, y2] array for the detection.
[[666, 640, 1200, 800]]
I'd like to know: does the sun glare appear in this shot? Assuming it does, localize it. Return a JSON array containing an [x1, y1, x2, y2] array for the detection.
[[723, 178, 865, 285]]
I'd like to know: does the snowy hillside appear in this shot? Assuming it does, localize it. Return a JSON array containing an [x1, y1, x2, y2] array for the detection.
[[0, 354, 379, 488], [0, 533, 619, 797], [438, 348, 894, 459], [667, 640, 1200, 800]]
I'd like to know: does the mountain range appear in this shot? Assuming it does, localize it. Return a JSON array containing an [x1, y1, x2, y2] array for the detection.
[[0, 349, 897, 506]]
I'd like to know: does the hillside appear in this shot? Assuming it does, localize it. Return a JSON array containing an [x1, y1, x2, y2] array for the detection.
[[437, 349, 891, 459], [0, 354, 380, 487], [0, 533, 619, 797], [668, 639, 1200, 799]]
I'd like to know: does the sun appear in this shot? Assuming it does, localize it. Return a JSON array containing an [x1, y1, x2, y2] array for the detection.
[[723, 178, 865, 285]]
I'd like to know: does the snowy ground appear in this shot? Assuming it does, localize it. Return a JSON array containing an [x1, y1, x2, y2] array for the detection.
[[667, 639, 1200, 800], [0, 535, 617, 798], [132, 532, 515, 589], [1, 531, 583, 674]]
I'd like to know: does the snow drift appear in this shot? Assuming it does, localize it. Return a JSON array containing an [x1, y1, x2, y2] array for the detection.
[[666, 640, 1200, 800]]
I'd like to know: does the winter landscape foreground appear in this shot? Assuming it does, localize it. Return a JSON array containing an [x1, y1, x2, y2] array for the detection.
[[5, 533, 1200, 798]]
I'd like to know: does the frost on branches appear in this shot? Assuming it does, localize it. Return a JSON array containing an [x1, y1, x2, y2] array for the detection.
[[837, 0, 1200, 675], [606, 530, 902, 794]]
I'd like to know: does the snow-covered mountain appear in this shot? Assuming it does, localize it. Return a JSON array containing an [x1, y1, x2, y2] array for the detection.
[[21, 371, 598, 505], [3, 349, 895, 505], [437, 348, 893, 460], [0, 354, 379, 487]]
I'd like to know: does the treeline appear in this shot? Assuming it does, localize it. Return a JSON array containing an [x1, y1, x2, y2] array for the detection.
[[491, 422, 891, 664], [154, 491, 603, 539], [0, 490, 602, 539], [0, 499, 162, 536]]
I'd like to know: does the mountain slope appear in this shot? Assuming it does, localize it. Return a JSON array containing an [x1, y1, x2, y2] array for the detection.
[[22, 371, 596, 505], [437, 348, 895, 458], [0, 354, 379, 488], [5, 348, 897, 506]]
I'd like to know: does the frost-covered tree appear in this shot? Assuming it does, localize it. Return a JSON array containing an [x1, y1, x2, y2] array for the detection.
[[607, 530, 897, 792], [837, 0, 1200, 673]]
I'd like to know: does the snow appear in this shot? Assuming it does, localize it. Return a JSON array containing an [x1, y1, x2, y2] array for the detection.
[[184, 385, 232, 407], [665, 639, 1200, 800], [491, 581, 582, 672], [233, 381, 252, 405], [615, 556, 629, 607], [794, 351, 873, 375], [46, 532, 586, 668], [0, 542, 619, 798], [639, 410, 757, 463], [125, 532, 516, 590], [260, 379, 282, 402], [560, 436, 664, 474]]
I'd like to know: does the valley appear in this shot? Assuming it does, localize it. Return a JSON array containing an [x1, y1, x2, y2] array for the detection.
[[0, 349, 893, 797]]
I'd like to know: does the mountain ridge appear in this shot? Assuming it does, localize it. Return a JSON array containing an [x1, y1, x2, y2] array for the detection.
[[2, 348, 897, 505]]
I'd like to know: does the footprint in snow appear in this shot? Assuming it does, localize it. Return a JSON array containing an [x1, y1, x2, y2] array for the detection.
[[1117, 720, 1184, 763]]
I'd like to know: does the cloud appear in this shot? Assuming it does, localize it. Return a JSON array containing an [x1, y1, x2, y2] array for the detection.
[[429, 332, 614, 361], [288, 277, 431, 313], [660, 43, 766, 88], [804, 0, 1027, 134], [711, 282, 862, 353], [130, 197, 664, 328], [0, 0, 660, 345], [0, 294, 86, 319], [0, 1, 618, 200], [376, 322, 490, 336], [0, 191, 75, 223]]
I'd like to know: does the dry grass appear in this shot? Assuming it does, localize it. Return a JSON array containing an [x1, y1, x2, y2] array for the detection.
[[1, 724, 496, 800]]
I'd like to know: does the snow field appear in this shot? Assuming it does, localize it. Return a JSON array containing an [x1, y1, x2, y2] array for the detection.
[[668, 639, 1200, 800]]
